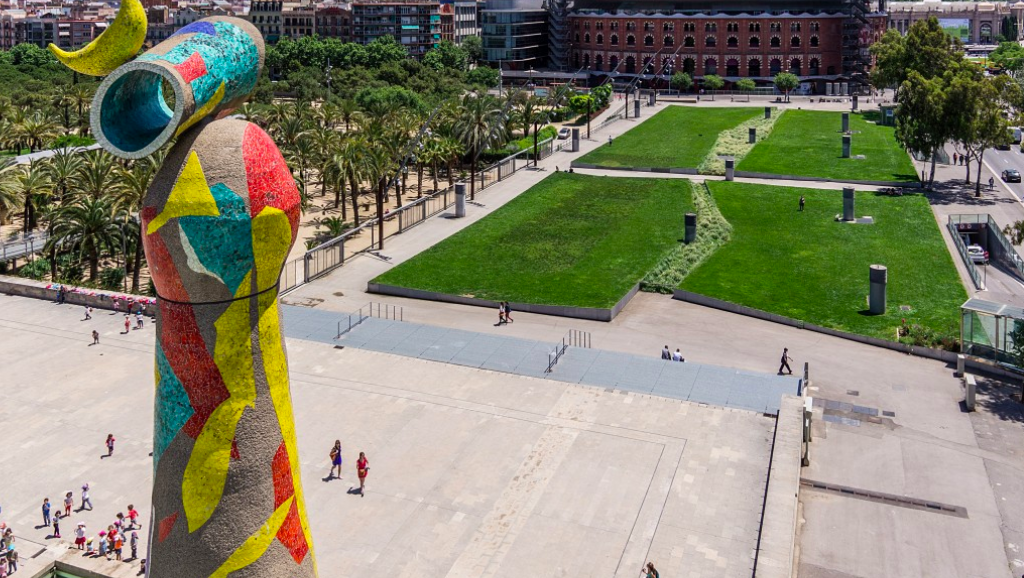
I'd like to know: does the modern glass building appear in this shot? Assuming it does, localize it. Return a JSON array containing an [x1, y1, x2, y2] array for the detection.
[[480, 0, 549, 69]]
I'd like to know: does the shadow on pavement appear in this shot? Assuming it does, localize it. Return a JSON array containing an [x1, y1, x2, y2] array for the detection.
[[925, 180, 1016, 206], [974, 375, 1024, 425]]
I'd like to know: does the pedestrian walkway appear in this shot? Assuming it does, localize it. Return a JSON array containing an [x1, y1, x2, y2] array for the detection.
[[282, 304, 801, 414]]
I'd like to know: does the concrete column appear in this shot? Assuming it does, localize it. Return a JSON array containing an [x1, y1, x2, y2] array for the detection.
[[725, 159, 735, 181], [826, 83, 833, 96], [455, 182, 466, 218], [842, 112, 850, 133], [843, 187, 855, 221], [869, 264, 887, 315], [841, 82, 849, 96], [685, 212, 697, 243], [764, 106, 771, 119], [749, 127, 757, 143], [842, 135, 851, 158], [965, 375, 976, 411], [571, 128, 580, 152], [852, 94, 858, 111], [649, 92, 656, 106], [956, 354, 965, 377], [634, 100, 641, 118]]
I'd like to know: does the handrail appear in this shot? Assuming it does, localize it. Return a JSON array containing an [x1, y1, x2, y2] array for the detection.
[[948, 215, 984, 290], [546, 329, 592, 373], [336, 301, 404, 338]]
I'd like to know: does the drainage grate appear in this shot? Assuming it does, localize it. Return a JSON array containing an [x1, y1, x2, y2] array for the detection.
[[800, 478, 968, 518], [847, 390, 860, 396]]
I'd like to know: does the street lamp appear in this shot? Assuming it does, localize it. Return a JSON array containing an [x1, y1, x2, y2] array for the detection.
[[587, 66, 592, 139], [401, 164, 408, 203]]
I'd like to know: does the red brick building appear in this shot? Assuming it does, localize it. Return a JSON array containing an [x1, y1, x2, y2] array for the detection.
[[567, 2, 885, 88]]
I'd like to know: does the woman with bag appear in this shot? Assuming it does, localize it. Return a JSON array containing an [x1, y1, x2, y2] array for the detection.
[[329, 440, 342, 480], [357, 452, 369, 496]]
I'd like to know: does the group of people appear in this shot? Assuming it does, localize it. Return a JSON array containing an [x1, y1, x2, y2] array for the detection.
[[85, 306, 147, 346], [660, 346, 685, 362], [0, 524, 17, 576], [328, 440, 370, 496], [951, 152, 969, 166], [43, 483, 141, 564], [497, 302, 515, 325]]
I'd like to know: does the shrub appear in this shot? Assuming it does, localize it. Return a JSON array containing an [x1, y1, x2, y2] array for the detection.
[[18, 257, 49, 280], [49, 134, 96, 149], [698, 109, 782, 175], [56, 254, 83, 284], [100, 267, 125, 290]]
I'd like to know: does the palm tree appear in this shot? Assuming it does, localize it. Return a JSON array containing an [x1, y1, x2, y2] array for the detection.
[[337, 136, 366, 225], [0, 158, 22, 226], [453, 93, 505, 200], [50, 85, 75, 134], [72, 150, 124, 200], [419, 137, 444, 194], [11, 162, 51, 233], [441, 137, 464, 188], [337, 99, 362, 132], [16, 111, 59, 152], [362, 145, 394, 250], [43, 147, 84, 278], [70, 84, 94, 136], [50, 196, 121, 281], [116, 155, 160, 292]]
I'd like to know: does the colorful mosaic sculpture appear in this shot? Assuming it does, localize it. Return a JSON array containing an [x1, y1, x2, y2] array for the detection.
[[47, 0, 147, 77], [70, 17, 318, 578]]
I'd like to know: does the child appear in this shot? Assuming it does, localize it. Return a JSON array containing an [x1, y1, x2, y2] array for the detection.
[[113, 532, 123, 561], [81, 484, 92, 510], [52, 512, 62, 539], [136, 312, 144, 329], [85, 537, 95, 555], [97, 531, 107, 558], [124, 315, 130, 334], [115, 513, 125, 532], [126, 504, 139, 530], [130, 531, 138, 560], [64, 492, 73, 516], [42, 498, 51, 527], [74, 523, 86, 550], [105, 434, 115, 457]]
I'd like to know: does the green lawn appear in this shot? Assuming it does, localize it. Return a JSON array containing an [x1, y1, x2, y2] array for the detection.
[[680, 182, 966, 341], [575, 106, 761, 169], [737, 110, 917, 182], [373, 173, 693, 309]]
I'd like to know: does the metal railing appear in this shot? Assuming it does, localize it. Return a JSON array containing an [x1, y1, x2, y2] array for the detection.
[[0, 231, 49, 261], [546, 329, 592, 373], [983, 214, 1024, 281], [948, 215, 985, 289], [283, 138, 561, 294], [336, 301, 404, 338]]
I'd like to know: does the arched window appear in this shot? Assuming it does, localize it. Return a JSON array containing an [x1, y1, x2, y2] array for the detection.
[[810, 21, 819, 32], [727, 36, 738, 47], [596, 33, 603, 44], [583, 53, 590, 68], [748, 58, 761, 77], [790, 22, 800, 32], [683, 57, 695, 75], [750, 36, 760, 47], [769, 58, 782, 74], [584, 33, 590, 43], [644, 34, 654, 46], [626, 34, 635, 46], [609, 55, 619, 71], [610, 34, 619, 45], [574, 52, 580, 66], [790, 58, 800, 75], [809, 35, 818, 47], [704, 57, 717, 75], [575, 33, 579, 42], [808, 58, 819, 75], [664, 35, 674, 46], [981, 23, 992, 41], [705, 35, 716, 47], [726, 58, 739, 76], [790, 35, 800, 47], [749, 22, 760, 32], [595, 54, 603, 71], [684, 35, 695, 47], [770, 36, 781, 47], [705, 22, 716, 32], [625, 56, 636, 73]]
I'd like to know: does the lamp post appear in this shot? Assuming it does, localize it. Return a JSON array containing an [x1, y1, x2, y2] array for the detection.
[[401, 164, 408, 204]]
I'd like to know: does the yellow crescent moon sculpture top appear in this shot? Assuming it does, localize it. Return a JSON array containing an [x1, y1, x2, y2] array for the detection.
[[48, 0, 147, 77]]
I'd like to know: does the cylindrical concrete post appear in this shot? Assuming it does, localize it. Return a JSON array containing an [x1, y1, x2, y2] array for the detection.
[[842, 112, 850, 133], [826, 83, 833, 96], [764, 106, 771, 119], [842, 135, 851, 158], [634, 100, 641, 118], [455, 182, 466, 218], [649, 92, 656, 106], [869, 264, 887, 315], [843, 187, 855, 221], [852, 94, 859, 111], [841, 82, 849, 96], [749, 127, 757, 143], [956, 354, 965, 377], [571, 128, 580, 152], [684, 212, 697, 244], [725, 159, 735, 181]]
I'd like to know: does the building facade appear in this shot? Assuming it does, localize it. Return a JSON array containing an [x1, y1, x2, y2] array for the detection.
[[350, 0, 441, 56], [887, 0, 1024, 43], [480, 0, 548, 69], [15, 16, 104, 49], [439, 0, 477, 43], [567, 7, 886, 85]]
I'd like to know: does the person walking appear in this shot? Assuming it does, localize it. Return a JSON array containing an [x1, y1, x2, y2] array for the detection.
[[952, 152, 957, 165], [63, 492, 73, 516], [779, 347, 793, 375], [329, 440, 342, 479], [644, 562, 660, 578], [661, 345, 671, 360], [6, 548, 16, 573], [504, 302, 514, 323], [672, 349, 683, 362], [52, 512, 61, 539], [136, 312, 144, 330], [126, 505, 139, 530], [357, 452, 369, 496], [84, 306, 92, 320], [105, 434, 115, 457], [608, 135, 613, 146], [42, 498, 51, 527], [91, 330, 99, 345], [81, 484, 92, 511], [799, 195, 805, 211], [497, 302, 506, 325], [989, 176, 995, 189]]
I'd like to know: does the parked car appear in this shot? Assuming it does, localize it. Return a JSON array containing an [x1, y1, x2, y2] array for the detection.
[[1003, 169, 1022, 182], [967, 244, 989, 264], [557, 127, 571, 139]]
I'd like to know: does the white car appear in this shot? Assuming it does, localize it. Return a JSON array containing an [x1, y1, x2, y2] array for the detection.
[[967, 244, 989, 264], [557, 127, 571, 139]]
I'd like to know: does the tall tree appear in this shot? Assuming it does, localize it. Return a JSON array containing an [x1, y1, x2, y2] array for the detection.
[[50, 196, 121, 281], [871, 17, 962, 95], [950, 72, 1021, 196], [453, 93, 504, 200], [11, 162, 50, 233], [896, 71, 950, 186], [773, 72, 799, 102]]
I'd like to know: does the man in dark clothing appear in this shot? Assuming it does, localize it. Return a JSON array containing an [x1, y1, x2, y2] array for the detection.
[[799, 195, 805, 211], [779, 348, 793, 375]]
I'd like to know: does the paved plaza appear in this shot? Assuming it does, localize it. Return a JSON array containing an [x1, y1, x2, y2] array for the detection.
[[0, 295, 781, 578]]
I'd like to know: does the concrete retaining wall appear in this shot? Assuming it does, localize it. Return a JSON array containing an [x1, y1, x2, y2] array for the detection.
[[368, 281, 641, 322], [569, 162, 699, 175], [733, 170, 919, 188], [0, 274, 156, 315], [754, 395, 804, 578]]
